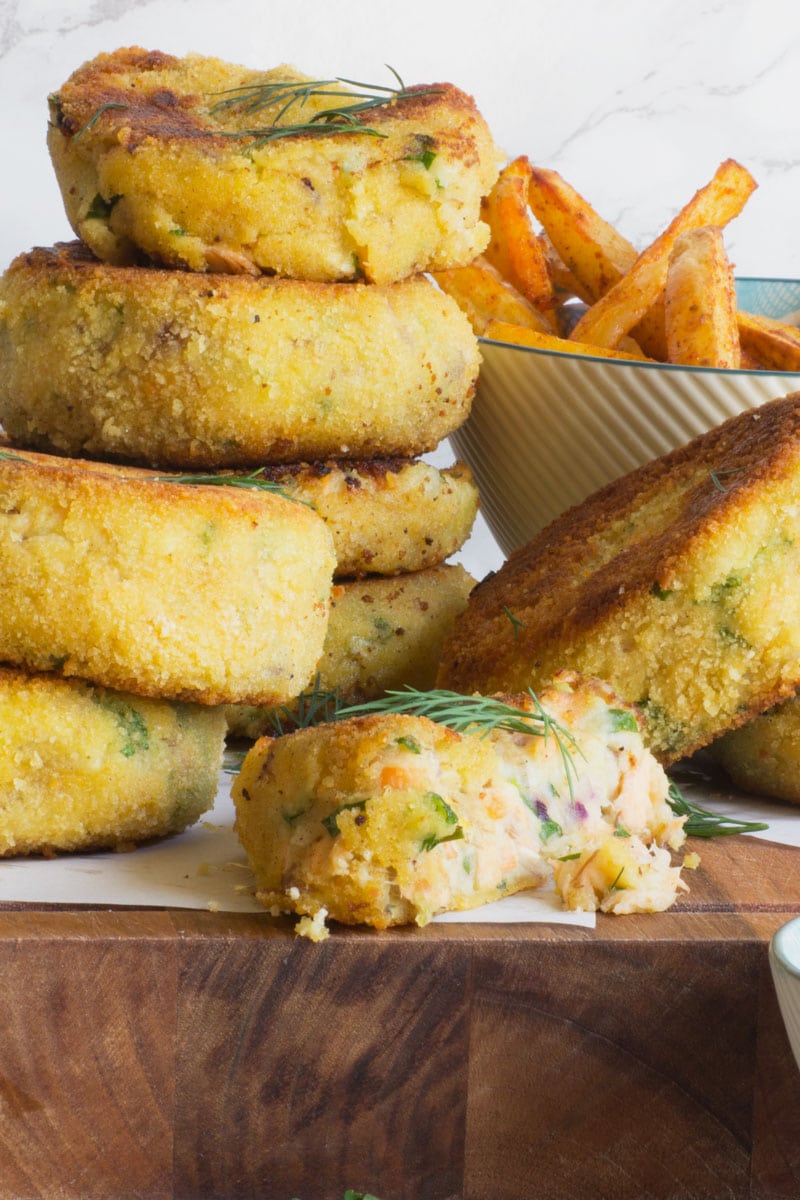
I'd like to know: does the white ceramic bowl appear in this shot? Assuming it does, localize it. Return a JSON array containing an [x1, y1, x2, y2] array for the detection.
[[770, 915, 800, 1072], [451, 278, 800, 557]]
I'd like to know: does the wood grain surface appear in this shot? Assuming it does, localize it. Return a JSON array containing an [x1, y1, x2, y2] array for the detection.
[[0, 836, 797, 1200]]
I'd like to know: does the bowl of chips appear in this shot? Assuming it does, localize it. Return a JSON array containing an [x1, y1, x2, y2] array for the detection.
[[441, 158, 800, 556]]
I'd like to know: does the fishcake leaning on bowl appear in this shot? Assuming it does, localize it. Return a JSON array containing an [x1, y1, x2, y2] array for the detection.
[[46, 47, 500, 284], [438, 394, 800, 766]]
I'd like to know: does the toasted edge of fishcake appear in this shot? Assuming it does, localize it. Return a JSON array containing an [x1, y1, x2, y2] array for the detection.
[[0, 243, 479, 468], [709, 694, 800, 804], [231, 674, 685, 933], [47, 48, 499, 284], [438, 393, 800, 764], [225, 562, 476, 739], [254, 458, 478, 577], [0, 665, 226, 855], [0, 446, 335, 705]]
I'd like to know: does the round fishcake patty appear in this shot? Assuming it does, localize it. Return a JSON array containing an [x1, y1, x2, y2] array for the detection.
[[0, 666, 226, 856], [254, 459, 478, 578], [0, 244, 479, 468], [47, 47, 499, 284], [225, 563, 475, 739], [0, 448, 335, 705], [710, 697, 800, 804]]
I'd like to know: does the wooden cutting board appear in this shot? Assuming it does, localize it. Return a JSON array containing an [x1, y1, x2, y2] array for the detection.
[[0, 834, 798, 1200]]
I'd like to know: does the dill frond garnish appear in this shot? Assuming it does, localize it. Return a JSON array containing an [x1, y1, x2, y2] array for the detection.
[[209, 68, 442, 146], [667, 780, 769, 838], [709, 467, 742, 494], [72, 101, 129, 140], [264, 677, 341, 738], [0, 449, 30, 464], [337, 687, 582, 798], [150, 467, 310, 506]]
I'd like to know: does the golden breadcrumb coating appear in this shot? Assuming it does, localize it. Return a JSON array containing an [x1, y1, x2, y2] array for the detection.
[[0, 244, 479, 468], [248, 459, 478, 578], [439, 394, 800, 764], [0, 666, 225, 855], [710, 695, 800, 804], [47, 48, 499, 284], [0, 448, 335, 705], [232, 674, 685, 932], [225, 563, 475, 739]]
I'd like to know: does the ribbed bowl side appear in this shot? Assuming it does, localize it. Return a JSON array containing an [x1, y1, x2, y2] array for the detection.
[[453, 343, 800, 557]]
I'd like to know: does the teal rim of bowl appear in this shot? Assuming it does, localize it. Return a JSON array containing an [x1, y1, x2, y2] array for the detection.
[[772, 915, 800, 978], [479, 275, 800, 377]]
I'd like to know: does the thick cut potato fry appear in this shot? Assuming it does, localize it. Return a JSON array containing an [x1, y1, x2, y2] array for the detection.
[[570, 159, 757, 349], [432, 259, 553, 335], [664, 226, 740, 367], [737, 310, 800, 371], [481, 157, 554, 310], [484, 319, 652, 361], [531, 174, 668, 358], [528, 167, 638, 300]]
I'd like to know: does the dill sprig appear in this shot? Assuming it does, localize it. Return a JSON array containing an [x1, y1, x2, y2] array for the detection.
[[209, 68, 441, 145], [667, 780, 769, 838], [337, 687, 582, 797], [264, 676, 341, 738], [150, 467, 310, 505]]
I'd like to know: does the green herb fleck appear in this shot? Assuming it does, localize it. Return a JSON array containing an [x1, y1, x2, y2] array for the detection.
[[322, 800, 367, 837], [651, 582, 673, 600], [539, 817, 563, 841], [607, 708, 639, 733], [608, 866, 626, 892], [85, 193, 122, 221], [92, 694, 149, 757], [395, 735, 421, 754], [503, 606, 525, 640]]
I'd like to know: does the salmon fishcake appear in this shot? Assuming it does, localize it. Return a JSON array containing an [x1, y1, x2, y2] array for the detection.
[[439, 394, 800, 764], [248, 459, 478, 578], [0, 666, 225, 855], [0, 447, 335, 705], [710, 695, 800, 804], [225, 563, 475, 739], [0, 244, 479, 468], [232, 674, 686, 935], [47, 48, 500, 284]]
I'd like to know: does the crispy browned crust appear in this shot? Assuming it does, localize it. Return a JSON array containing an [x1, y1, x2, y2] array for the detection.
[[50, 45, 482, 159], [439, 393, 800, 761]]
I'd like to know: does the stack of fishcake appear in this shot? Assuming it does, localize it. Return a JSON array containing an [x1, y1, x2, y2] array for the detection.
[[0, 447, 335, 855], [0, 47, 499, 814]]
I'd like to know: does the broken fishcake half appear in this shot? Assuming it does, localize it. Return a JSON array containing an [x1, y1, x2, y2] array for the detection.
[[225, 563, 475, 739], [709, 694, 800, 804], [0, 244, 479, 468], [0, 666, 225, 855], [47, 48, 499, 284], [232, 674, 687, 935], [439, 394, 800, 765], [0, 448, 335, 705]]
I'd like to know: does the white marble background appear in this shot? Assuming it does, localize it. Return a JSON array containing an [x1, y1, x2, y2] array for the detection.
[[1, 0, 798, 577]]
